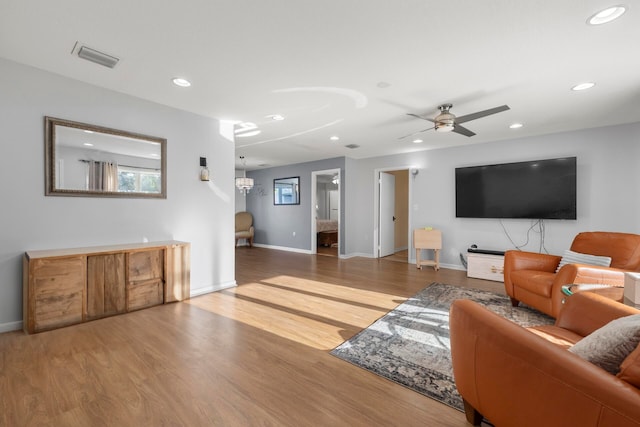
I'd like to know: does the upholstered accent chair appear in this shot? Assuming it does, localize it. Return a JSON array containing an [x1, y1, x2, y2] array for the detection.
[[450, 292, 640, 427], [504, 231, 640, 317], [235, 211, 254, 247]]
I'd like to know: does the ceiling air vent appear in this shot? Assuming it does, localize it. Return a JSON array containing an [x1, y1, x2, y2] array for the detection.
[[73, 42, 119, 68], [345, 144, 360, 149]]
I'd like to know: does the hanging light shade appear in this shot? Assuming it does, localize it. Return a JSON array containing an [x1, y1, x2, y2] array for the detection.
[[236, 155, 254, 194], [235, 176, 254, 194]]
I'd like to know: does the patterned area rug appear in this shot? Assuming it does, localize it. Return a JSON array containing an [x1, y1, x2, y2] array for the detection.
[[330, 283, 554, 411]]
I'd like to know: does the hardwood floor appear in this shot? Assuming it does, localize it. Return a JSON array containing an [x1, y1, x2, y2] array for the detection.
[[0, 247, 504, 426]]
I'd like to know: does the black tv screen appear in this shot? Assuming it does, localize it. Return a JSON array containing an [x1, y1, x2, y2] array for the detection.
[[455, 157, 577, 219]]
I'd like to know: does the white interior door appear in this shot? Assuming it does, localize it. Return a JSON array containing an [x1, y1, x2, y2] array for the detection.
[[328, 190, 338, 221], [379, 172, 395, 257]]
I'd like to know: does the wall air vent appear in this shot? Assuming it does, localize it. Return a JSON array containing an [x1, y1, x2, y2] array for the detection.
[[345, 144, 360, 149], [74, 43, 119, 68]]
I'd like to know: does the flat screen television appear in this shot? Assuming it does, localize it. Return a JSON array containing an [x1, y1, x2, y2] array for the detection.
[[455, 157, 577, 219]]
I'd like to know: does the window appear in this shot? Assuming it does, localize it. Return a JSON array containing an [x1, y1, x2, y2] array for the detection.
[[118, 166, 161, 193]]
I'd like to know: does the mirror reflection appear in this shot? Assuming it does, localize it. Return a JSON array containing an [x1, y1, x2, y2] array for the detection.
[[45, 117, 166, 198], [274, 176, 300, 205]]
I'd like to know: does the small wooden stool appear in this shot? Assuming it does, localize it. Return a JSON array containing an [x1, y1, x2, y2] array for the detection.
[[414, 229, 442, 271]]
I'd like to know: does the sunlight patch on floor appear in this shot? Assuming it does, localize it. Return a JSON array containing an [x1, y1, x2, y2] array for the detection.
[[186, 276, 406, 350]]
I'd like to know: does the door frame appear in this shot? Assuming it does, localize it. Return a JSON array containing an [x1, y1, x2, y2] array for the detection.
[[311, 168, 341, 255], [373, 166, 413, 261]]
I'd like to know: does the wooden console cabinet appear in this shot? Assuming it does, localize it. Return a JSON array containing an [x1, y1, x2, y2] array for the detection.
[[23, 241, 190, 334]]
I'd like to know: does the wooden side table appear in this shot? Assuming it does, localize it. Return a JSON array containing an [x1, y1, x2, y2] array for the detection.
[[413, 229, 441, 271]]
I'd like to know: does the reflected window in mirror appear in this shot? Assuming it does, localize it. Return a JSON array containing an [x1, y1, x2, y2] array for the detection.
[[45, 117, 166, 198], [274, 176, 300, 205]]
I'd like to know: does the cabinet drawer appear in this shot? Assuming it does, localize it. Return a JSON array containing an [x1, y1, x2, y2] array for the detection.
[[128, 249, 164, 282], [31, 256, 85, 331], [127, 279, 164, 311]]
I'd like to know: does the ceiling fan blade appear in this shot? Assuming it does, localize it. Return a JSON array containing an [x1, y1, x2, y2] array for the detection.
[[455, 105, 510, 124], [398, 126, 435, 140], [452, 124, 476, 137], [407, 113, 435, 122]]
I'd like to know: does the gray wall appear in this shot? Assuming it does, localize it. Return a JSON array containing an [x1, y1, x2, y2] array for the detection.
[[0, 58, 236, 331], [347, 122, 640, 266], [246, 157, 345, 252]]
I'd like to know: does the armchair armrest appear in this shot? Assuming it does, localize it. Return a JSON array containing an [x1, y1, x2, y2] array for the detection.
[[450, 299, 640, 427], [555, 291, 639, 336], [550, 264, 629, 317]]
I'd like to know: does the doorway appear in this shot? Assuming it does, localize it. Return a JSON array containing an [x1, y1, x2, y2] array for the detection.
[[312, 169, 340, 257], [376, 168, 410, 262]]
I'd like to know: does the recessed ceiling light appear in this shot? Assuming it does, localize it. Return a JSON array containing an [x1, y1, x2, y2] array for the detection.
[[172, 77, 191, 87], [267, 114, 285, 121], [509, 123, 524, 129], [412, 139, 423, 144], [330, 136, 340, 141], [83, 142, 94, 147], [572, 82, 595, 91], [587, 5, 627, 25]]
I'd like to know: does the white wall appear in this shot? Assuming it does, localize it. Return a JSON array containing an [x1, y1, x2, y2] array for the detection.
[[0, 58, 236, 331], [345, 122, 640, 266], [234, 169, 247, 213]]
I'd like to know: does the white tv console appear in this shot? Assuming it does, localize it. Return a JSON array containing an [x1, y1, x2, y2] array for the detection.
[[466, 251, 505, 282]]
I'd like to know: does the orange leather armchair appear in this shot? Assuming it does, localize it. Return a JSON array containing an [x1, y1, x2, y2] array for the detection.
[[504, 231, 640, 317], [450, 292, 640, 427]]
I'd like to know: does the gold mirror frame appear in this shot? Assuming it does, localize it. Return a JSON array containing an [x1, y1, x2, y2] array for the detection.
[[45, 117, 167, 198]]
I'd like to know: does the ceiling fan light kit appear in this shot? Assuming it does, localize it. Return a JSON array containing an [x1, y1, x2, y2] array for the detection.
[[434, 104, 455, 133], [403, 103, 510, 139]]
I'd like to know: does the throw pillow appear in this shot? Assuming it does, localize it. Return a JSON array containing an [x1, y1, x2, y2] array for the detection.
[[556, 249, 612, 273], [569, 314, 640, 374]]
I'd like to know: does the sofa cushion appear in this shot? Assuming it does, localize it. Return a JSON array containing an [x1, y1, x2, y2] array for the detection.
[[569, 314, 640, 374], [618, 344, 640, 388], [555, 249, 612, 273]]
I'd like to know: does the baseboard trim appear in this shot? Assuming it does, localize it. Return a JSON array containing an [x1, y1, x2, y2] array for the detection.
[[252, 243, 313, 255], [0, 320, 23, 333], [341, 252, 376, 259], [190, 281, 237, 298]]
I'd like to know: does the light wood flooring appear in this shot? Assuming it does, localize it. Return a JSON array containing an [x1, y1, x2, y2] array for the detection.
[[0, 247, 505, 426]]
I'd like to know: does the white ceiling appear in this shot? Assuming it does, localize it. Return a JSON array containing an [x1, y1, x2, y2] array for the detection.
[[1, 1, 638, 170]]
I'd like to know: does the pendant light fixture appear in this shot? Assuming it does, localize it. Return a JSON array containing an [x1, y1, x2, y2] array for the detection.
[[235, 156, 254, 194]]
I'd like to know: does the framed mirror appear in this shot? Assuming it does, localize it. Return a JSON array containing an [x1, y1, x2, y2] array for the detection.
[[274, 176, 300, 205], [45, 117, 166, 198]]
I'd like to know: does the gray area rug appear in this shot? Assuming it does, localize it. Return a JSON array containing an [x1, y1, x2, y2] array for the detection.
[[330, 283, 554, 411]]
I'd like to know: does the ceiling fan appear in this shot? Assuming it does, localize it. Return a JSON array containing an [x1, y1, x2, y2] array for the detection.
[[400, 103, 510, 139]]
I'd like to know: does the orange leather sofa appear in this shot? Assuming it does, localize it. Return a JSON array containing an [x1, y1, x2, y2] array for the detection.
[[504, 231, 640, 317], [450, 292, 640, 427]]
